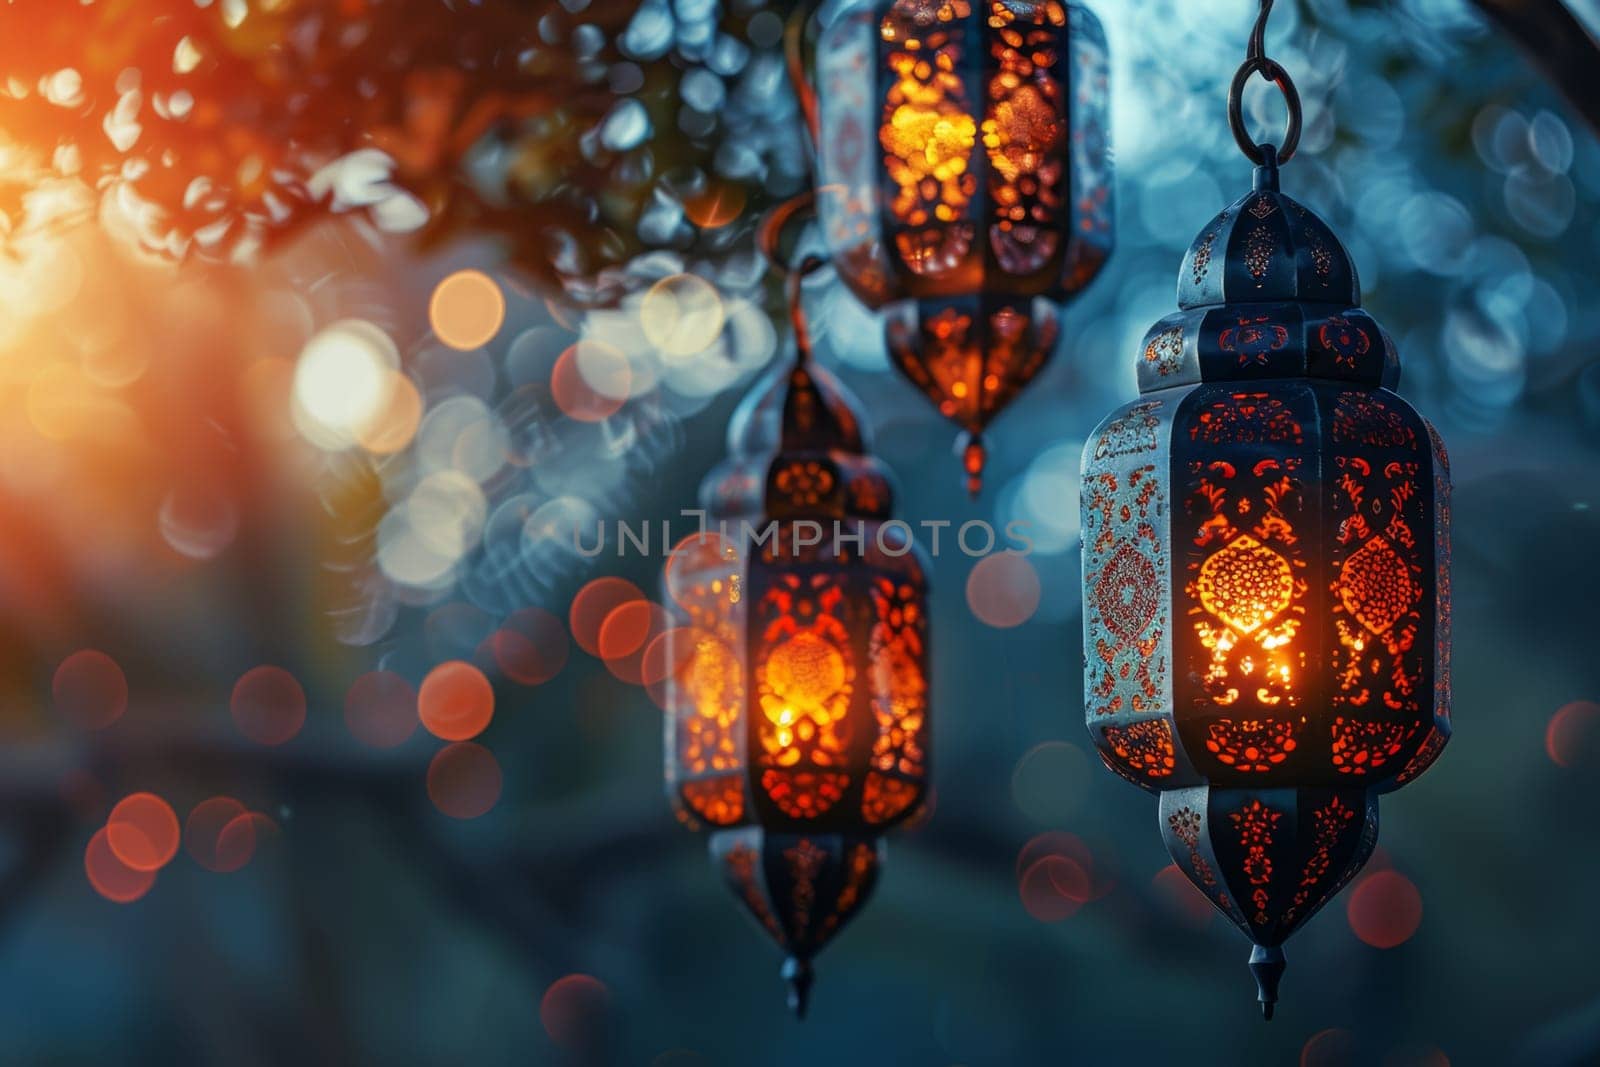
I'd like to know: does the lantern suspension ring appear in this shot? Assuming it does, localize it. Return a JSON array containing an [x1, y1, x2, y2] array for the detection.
[[1227, 0, 1302, 168]]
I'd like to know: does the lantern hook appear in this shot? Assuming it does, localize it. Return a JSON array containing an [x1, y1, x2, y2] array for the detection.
[[1228, 0, 1302, 166], [759, 191, 832, 366]]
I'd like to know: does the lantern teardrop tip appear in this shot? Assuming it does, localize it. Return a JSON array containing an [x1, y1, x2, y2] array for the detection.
[[1248, 943, 1286, 1023], [781, 956, 813, 1021]]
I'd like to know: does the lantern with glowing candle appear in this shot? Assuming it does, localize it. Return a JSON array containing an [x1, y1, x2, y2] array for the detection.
[[662, 264, 930, 1018], [1079, 149, 1451, 1017], [806, 0, 1114, 493]]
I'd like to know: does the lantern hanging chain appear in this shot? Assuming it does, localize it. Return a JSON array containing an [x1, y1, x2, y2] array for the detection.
[[758, 189, 830, 364], [1228, 0, 1303, 166]]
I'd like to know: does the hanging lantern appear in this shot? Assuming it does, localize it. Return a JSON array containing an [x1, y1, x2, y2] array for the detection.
[[804, 0, 1115, 493], [1079, 13, 1450, 1018], [663, 258, 931, 1018]]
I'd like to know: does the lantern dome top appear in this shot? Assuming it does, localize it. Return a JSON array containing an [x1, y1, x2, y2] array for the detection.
[[1178, 162, 1360, 311], [724, 349, 867, 461], [701, 338, 896, 521]]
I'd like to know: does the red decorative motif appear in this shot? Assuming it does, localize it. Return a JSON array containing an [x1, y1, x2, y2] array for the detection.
[[1281, 795, 1358, 927], [1084, 461, 1167, 717], [785, 838, 827, 941], [1219, 316, 1289, 365], [727, 842, 785, 945], [1093, 400, 1162, 458], [1244, 225, 1275, 281], [1331, 391, 1418, 450], [1204, 718, 1297, 773], [1189, 392, 1303, 445], [1101, 718, 1176, 780], [1318, 316, 1371, 368], [1330, 716, 1412, 775], [1144, 326, 1184, 377], [1229, 799, 1282, 925]]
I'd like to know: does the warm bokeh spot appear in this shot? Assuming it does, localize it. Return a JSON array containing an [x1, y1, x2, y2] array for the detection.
[[427, 742, 503, 819], [1152, 863, 1215, 928], [106, 793, 181, 872], [551, 340, 632, 423], [52, 649, 128, 731], [1348, 870, 1423, 948], [966, 552, 1042, 628], [344, 670, 419, 749], [540, 974, 612, 1050], [1301, 1028, 1360, 1067], [186, 797, 254, 873], [429, 269, 506, 350], [569, 577, 645, 657], [490, 607, 570, 686], [418, 660, 495, 741], [598, 599, 671, 686], [85, 828, 156, 904], [1546, 700, 1600, 769], [1018, 855, 1090, 923], [230, 666, 307, 746]]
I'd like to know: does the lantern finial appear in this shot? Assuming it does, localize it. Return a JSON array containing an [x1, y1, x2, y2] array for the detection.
[[782, 956, 814, 1020], [1249, 944, 1286, 1020]]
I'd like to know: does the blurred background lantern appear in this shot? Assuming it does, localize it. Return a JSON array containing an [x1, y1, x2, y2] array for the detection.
[[1079, 8, 1451, 1017], [661, 254, 931, 1017], [801, 0, 1115, 494]]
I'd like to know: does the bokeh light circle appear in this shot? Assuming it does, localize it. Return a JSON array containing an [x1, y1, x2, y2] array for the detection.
[[85, 827, 156, 904], [52, 649, 128, 730], [418, 660, 495, 741], [1348, 870, 1423, 948], [640, 274, 725, 358], [1546, 700, 1600, 769], [490, 607, 570, 686], [569, 577, 645, 657], [1010, 741, 1090, 823], [966, 552, 1042, 628], [540, 974, 612, 1050], [1301, 1028, 1360, 1067], [429, 269, 506, 351], [1151, 863, 1214, 928], [598, 599, 670, 685], [186, 797, 254, 873], [106, 793, 181, 872], [230, 666, 307, 746], [427, 742, 503, 819], [1018, 855, 1090, 922], [552, 341, 631, 422], [344, 670, 419, 749]]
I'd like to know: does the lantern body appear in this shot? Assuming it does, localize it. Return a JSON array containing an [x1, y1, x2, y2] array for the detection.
[[814, 0, 1113, 487], [1080, 169, 1450, 1010], [663, 353, 930, 1013]]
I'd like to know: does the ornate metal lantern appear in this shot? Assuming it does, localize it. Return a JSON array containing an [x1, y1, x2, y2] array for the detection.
[[663, 263, 931, 1017], [1079, 63, 1452, 1012], [807, 0, 1114, 492]]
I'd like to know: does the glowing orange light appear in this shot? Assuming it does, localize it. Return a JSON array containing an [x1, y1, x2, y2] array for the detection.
[[52, 649, 128, 730], [1198, 534, 1294, 635], [85, 828, 156, 904], [186, 797, 254, 873], [230, 665, 307, 746], [106, 793, 181, 872], [356, 371, 423, 455], [1018, 855, 1089, 922], [1346, 870, 1422, 948], [429, 269, 506, 351], [540, 974, 611, 1050], [569, 577, 645, 657], [427, 742, 502, 819], [344, 670, 419, 749], [965, 551, 1041, 628], [417, 660, 495, 741]]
